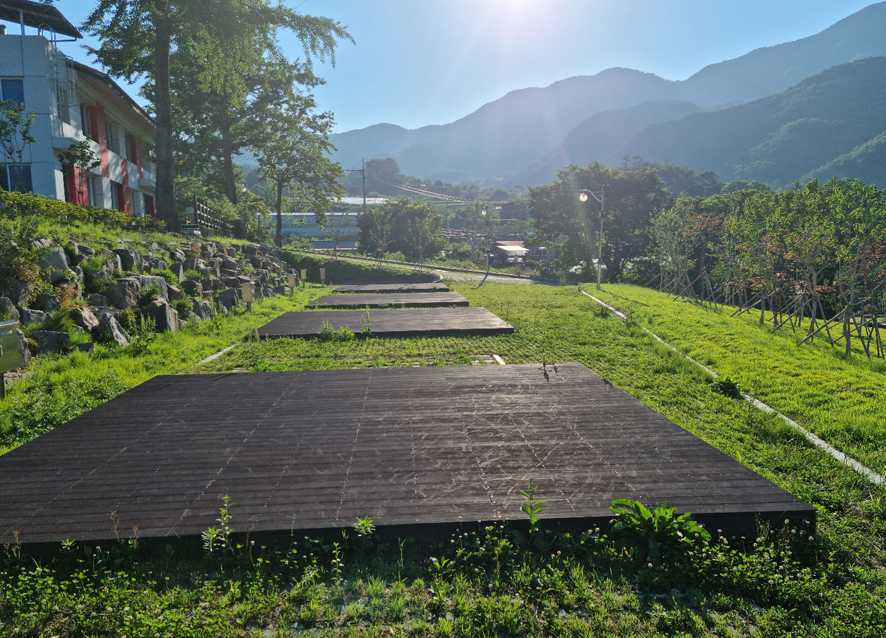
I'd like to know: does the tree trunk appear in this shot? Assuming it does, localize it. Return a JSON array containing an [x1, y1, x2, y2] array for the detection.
[[154, 9, 177, 231], [221, 115, 237, 204], [275, 181, 284, 247]]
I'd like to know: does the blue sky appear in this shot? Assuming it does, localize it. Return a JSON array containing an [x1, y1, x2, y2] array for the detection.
[[7, 1, 875, 132]]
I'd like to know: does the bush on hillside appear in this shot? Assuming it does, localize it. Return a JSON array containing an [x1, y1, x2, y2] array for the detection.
[[283, 251, 437, 285], [0, 189, 162, 229]]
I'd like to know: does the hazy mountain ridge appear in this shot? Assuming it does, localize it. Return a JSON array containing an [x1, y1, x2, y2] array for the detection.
[[330, 2, 886, 184], [517, 100, 703, 186], [626, 58, 886, 186]]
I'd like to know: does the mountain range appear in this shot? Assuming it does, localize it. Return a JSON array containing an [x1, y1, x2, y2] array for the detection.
[[330, 2, 886, 187]]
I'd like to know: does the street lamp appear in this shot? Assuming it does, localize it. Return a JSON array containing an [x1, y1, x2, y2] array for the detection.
[[480, 206, 490, 270], [578, 187, 605, 290]]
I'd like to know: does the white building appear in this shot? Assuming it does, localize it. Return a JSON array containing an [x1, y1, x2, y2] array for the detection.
[[0, 1, 156, 215]]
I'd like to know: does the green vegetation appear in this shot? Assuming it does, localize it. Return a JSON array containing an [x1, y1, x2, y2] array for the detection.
[[283, 250, 437, 285], [358, 199, 444, 260], [1, 278, 884, 635], [1, 189, 156, 229], [84, 1, 349, 232], [0, 287, 322, 452], [591, 284, 886, 474]]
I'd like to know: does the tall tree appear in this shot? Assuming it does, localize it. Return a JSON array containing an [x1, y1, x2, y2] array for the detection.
[[357, 200, 442, 261], [170, 1, 349, 204], [530, 163, 670, 281], [84, 0, 350, 228], [84, 1, 184, 229], [252, 94, 342, 246]]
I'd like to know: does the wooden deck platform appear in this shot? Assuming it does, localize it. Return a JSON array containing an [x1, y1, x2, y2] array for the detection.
[[308, 292, 468, 309], [0, 364, 812, 544], [257, 308, 514, 339], [333, 283, 450, 294]]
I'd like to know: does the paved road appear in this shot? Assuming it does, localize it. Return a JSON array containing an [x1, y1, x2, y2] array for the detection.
[[430, 269, 538, 284]]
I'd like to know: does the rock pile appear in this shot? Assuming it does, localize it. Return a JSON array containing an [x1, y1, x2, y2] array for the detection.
[[0, 239, 295, 360]]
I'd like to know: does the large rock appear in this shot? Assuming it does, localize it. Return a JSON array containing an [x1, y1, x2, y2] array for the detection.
[[93, 312, 129, 347], [218, 287, 240, 310], [39, 246, 68, 272], [86, 293, 109, 307], [105, 277, 142, 309], [144, 299, 178, 332], [181, 279, 202, 296], [19, 307, 47, 324], [221, 256, 239, 271], [167, 285, 183, 301], [138, 275, 169, 301], [114, 248, 141, 272], [70, 305, 100, 332], [191, 299, 214, 320], [15, 328, 30, 367], [0, 297, 20, 321], [170, 261, 185, 280], [32, 330, 70, 354], [33, 293, 60, 312], [147, 256, 168, 271]]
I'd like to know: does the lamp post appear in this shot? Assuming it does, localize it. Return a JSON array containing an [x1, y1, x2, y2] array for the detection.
[[480, 206, 489, 270], [578, 187, 605, 290]]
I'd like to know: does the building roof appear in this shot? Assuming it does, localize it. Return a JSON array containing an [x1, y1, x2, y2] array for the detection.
[[0, 0, 82, 38], [70, 60, 155, 129], [495, 245, 529, 255]]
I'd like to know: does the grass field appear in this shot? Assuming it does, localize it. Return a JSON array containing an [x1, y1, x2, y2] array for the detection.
[[589, 284, 886, 476], [1, 280, 884, 636]]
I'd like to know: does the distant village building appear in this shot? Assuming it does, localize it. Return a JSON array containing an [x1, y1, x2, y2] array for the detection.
[[263, 212, 361, 249], [493, 240, 529, 265], [0, 1, 156, 215]]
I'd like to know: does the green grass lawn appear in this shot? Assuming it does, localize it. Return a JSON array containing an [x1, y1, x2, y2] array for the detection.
[[589, 284, 886, 476], [1, 281, 885, 636], [0, 286, 325, 453]]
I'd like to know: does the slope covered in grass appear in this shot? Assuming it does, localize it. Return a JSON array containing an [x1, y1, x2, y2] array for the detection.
[[590, 284, 886, 476], [1, 281, 883, 635]]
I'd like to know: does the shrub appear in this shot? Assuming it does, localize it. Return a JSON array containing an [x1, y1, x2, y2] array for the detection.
[[610, 498, 711, 563], [318, 321, 355, 342], [81, 255, 115, 293], [149, 267, 180, 286], [173, 298, 192, 320], [0, 217, 52, 305], [711, 377, 742, 399], [138, 284, 163, 307], [0, 189, 160, 230]]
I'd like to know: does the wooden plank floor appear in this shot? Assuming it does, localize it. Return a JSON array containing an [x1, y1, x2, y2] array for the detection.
[[0, 364, 812, 544], [309, 292, 468, 309], [334, 283, 450, 294], [257, 308, 514, 338]]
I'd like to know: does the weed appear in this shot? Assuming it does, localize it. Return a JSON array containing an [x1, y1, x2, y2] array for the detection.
[[201, 495, 233, 554], [711, 376, 742, 399], [610, 498, 710, 563], [353, 517, 376, 537], [138, 284, 163, 307], [318, 321, 355, 342], [520, 480, 544, 531]]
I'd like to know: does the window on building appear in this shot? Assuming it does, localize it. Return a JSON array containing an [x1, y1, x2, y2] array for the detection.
[[106, 120, 121, 155], [0, 164, 33, 192], [143, 193, 155, 217], [55, 83, 71, 124], [0, 79, 24, 104], [80, 104, 93, 139], [125, 133, 139, 163], [88, 175, 104, 208], [110, 181, 124, 211]]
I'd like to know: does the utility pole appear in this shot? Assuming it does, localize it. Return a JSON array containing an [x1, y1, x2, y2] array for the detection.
[[361, 157, 367, 217], [578, 186, 605, 290]]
